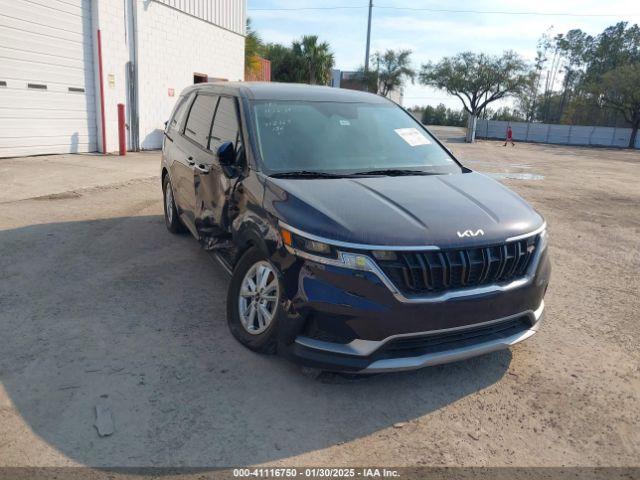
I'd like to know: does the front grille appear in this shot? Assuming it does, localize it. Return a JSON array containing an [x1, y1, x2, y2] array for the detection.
[[377, 315, 531, 359], [375, 236, 538, 295]]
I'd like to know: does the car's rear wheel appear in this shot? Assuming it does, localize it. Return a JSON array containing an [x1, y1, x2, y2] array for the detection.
[[227, 247, 281, 354], [163, 175, 185, 234]]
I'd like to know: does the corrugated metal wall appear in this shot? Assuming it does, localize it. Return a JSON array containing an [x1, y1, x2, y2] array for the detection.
[[245, 57, 271, 81], [152, 0, 245, 36], [476, 119, 640, 149]]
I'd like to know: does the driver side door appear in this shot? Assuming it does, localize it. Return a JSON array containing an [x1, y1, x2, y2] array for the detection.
[[193, 95, 243, 239]]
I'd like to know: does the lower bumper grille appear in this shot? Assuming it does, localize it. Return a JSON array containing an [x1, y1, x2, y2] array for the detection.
[[377, 315, 531, 359], [375, 236, 538, 295]]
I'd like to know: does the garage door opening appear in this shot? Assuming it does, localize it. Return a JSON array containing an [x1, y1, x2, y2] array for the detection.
[[193, 73, 208, 84]]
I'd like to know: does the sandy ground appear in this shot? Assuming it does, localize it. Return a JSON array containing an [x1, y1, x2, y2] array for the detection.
[[0, 139, 638, 469]]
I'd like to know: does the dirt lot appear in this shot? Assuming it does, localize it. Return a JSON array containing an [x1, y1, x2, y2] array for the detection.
[[0, 139, 638, 469]]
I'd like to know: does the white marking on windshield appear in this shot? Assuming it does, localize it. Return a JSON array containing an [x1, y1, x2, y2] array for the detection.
[[394, 128, 431, 146]]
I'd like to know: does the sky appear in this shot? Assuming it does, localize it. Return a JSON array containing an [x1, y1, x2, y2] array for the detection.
[[247, 0, 640, 110]]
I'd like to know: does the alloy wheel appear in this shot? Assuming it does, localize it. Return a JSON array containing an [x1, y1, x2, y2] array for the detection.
[[165, 183, 174, 224], [238, 260, 279, 335]]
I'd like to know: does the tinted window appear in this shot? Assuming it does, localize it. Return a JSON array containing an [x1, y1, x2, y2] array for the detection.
[[184, 94, 218, 148], [168, 94, 192, 132], [251, 101, 461, 175], [210, 97, 240, 151]]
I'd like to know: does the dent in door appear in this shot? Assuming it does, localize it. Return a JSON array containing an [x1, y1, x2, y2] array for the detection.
[[193, 166, 234, 247]]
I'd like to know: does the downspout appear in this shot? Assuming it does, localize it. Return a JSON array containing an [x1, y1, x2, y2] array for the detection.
[[125, 0, 140, 150], [131, 0, 140, 151], [97, 29, 107, 153]]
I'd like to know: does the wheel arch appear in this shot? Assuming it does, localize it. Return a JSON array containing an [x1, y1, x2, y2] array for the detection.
[[230, 217, 306, 347], [233, 223, 272, 266]]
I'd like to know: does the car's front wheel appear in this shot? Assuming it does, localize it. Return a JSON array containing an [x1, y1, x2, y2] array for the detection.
[[227, 247, 281, 354], [162, 175, 185, 234]]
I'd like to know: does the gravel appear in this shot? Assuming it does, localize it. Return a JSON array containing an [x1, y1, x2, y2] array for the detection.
[[0, 141, 638, 467]]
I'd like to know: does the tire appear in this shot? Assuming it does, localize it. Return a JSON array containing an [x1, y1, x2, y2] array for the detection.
[[162, 175, 185, 234], [227, 247, 281, 354]]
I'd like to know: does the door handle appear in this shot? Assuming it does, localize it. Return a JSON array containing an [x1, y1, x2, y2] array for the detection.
[[194, 164, 210, 174]]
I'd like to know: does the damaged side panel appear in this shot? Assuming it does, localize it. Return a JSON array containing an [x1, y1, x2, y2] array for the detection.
[[193, 95, 248, 250], [193, 163, 233, 248]]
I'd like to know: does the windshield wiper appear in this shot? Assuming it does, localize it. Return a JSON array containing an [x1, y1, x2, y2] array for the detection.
[[352, 169, 436, 176], [269, 170, 347, 179]]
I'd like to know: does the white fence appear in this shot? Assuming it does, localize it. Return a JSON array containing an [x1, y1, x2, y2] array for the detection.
[[476, 119, 640, 149]]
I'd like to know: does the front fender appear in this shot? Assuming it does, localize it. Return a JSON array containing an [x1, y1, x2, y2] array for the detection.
[[232, 212, 307, 346]]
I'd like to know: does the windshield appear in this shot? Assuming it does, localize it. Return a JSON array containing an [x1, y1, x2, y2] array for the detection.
[[250, 100, 463, 176]]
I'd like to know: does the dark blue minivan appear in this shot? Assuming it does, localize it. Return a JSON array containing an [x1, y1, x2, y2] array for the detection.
[[161, 82, 550, 373]]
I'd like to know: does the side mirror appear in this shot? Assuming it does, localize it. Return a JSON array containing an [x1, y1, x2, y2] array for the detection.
[[217, 141, 235, 166], [217, 141, 240, 178]]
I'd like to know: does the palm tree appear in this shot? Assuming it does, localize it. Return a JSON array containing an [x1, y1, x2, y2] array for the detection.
[[292, 35, 334, 85], [245, 18, 263, 78], [372, 49, 416, 96]]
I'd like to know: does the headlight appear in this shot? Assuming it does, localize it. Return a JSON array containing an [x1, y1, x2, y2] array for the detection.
[[339, 252, 377, 271], [279, 226, 378, 272], [538, 228, 548, 251], [303, 239, 332, 254], [280, 227, 335, 258]]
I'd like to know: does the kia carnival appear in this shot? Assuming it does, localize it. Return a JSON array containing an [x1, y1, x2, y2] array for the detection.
[[161, 82, 550, 373]]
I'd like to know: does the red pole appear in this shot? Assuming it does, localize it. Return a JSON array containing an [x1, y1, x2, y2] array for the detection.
[[117, 103, 126, 155], [97, 30, 107, 154]]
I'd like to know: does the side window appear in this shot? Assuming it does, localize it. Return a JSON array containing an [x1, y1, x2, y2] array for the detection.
[[210, 97, 241, 152], [168, 94, 192, 132], [184, 94, 218, 148]]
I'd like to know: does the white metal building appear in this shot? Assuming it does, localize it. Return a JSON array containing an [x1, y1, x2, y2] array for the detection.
[[0, 0, 246, 157]]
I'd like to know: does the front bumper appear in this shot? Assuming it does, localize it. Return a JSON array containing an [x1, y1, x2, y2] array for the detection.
[[289, 301, 543, 373], [275, 234, 550, 373]]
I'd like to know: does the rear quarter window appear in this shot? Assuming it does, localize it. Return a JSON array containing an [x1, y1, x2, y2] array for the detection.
[[167, 94, 192, 132], [184, 94, 219, 148]]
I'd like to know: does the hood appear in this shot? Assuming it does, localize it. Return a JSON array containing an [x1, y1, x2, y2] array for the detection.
[[263, 172, 544, 249]]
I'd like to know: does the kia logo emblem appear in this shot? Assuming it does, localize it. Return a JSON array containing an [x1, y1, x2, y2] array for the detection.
[[457, 229, 485, 238]]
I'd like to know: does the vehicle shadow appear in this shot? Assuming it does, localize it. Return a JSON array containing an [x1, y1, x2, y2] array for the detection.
[[0, 215, 511, 467]]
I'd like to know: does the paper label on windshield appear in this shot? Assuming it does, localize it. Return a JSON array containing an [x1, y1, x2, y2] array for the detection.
[[394, 128, 431, 146]]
